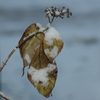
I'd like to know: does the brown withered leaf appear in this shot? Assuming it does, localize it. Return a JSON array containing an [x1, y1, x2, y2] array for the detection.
[[28, 62, 58, 98], [18, 23, 63, 98], [44, 39, 63, 62], [18, 24, 50, 71], [19, 32, 51, 69], [19, 23, 40, 67]]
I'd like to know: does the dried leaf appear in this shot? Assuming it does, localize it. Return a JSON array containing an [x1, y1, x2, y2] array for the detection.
[[44, 39, 63, 62], [19, 24, 42, 67], [18, 23, 63, 97], [28, 62, 57, 98]]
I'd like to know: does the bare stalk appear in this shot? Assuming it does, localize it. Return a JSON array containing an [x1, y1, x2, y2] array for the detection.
[[50, 16, 57, 24], [48, 17, 51, 23], [0, 34, 33, 71], [0, 47, 17, 72]]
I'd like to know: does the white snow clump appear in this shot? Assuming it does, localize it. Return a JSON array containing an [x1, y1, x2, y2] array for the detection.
[[23, 32, 36, 40], [45, 26, 62, 45], [36, 23, 45, 32], [28, 63, 57, 86], [24, 54, 31, 64], [45, 46, 58, 58]]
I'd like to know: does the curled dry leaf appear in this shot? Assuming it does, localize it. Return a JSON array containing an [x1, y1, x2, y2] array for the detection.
[[18, 23, 63, 97], [19, 24, 43, 74], [44, 27, 63, 62], [28, 62, 58, 97]]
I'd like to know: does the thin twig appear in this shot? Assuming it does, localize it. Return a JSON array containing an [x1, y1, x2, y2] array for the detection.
[[0, 26, 49, 72], [48, 17, 51, 23], [0, 47, 17, 72], [0, 91, 12, 100], [0, 33, 35, 71], [50, 16, 57, 24]]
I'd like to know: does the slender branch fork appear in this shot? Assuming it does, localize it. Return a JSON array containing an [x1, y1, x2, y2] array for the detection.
[[45, 6, 72, 24], [0, 47, 17, 71]]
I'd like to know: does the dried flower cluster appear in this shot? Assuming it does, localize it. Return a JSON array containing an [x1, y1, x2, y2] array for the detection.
[[45, 6, 72, 24]]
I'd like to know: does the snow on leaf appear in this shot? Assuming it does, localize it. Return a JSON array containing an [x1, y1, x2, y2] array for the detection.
[[45, 46, 58, 58], [45, 26, 62, 44], [24, 54, 31, 64], [44, 26, 64, 62], [36, 23, 45, 32], [28, 62, 58, 98], [18, 23, 63, 98], [23, 32, 36, 40], [28, 63, 57, 86]]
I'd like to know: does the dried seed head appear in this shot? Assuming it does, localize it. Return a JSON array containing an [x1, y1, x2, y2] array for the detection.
[[44, 6, 72, 24]]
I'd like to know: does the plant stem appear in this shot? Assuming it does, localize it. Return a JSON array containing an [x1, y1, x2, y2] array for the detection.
[[0, 47, 17, 72], [0, 26, 50, 72], [0, 33, 36, 71]]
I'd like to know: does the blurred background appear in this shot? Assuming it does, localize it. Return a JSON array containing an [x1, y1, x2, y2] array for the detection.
[[0, 0, 100, 100]]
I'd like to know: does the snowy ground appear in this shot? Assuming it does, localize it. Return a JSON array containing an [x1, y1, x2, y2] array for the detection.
[[0, 0, 100, 100]]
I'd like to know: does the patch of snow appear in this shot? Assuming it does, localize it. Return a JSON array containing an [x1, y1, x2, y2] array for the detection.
[[46, 39, 53, 46], [55, 11, 60, 15], [36, 23, 42, 28], [23, 32, 36, 40], [24, 54, 31, 64], [36, 23, 45, 32], [45, 46, 59, 58], [45, 27, 62, 45], [28, 63, 57, 86]]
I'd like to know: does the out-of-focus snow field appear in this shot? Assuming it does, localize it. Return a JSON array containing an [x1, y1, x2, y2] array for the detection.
[[0, 0, 100, 100]]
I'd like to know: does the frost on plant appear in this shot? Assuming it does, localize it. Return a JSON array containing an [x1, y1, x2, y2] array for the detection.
[[0, 6, 72, 98]]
